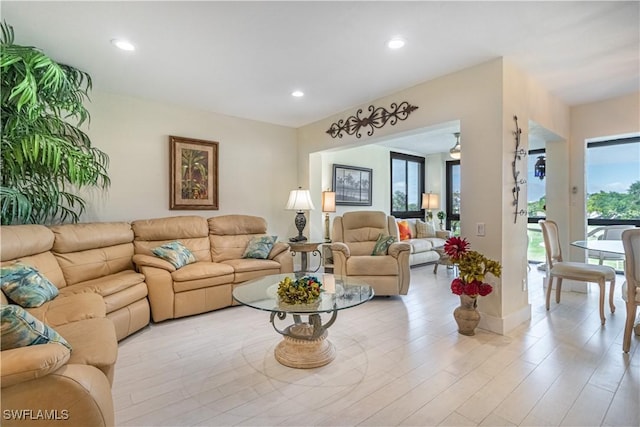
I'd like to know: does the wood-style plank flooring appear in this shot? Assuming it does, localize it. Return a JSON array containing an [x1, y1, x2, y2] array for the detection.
[[113, 266, 639, 426]]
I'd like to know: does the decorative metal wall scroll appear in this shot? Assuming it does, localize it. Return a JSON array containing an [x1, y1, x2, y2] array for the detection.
[[511, 115, 527, 223], [326, 101, 418, 139]]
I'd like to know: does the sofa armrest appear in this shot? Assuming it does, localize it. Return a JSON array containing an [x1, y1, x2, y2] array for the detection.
[[388, 242, 411, 258], [137, 265, 175, 322], [132, 254, 176, 272], [2, 363, 114, 427], [268, 242, 289, 259], [436, 230, 451, 239], [1, 344, 71, 388]]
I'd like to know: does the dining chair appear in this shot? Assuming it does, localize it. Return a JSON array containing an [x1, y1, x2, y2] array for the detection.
[[587, 225, 634, 265], [539, 220, 616, 325], [621, 228, 640, 353]]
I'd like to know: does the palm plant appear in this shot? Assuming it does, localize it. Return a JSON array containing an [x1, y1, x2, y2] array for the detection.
[[1, 22, 110, 225]]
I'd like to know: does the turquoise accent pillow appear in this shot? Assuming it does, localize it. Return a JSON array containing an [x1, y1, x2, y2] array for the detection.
[[243, 236, 277, 259], [372, 234, 396, 256], [0, 263, 59, 308], [151, 241, 196, 269], [1, 304, 72, 351]]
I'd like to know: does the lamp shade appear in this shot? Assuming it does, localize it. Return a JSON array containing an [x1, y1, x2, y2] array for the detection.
[[286, 188, 315, 211], [321, 191, 336, 213], [421, 193, 439, 210]]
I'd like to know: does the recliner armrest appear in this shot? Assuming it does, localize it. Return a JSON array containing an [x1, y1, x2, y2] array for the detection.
[[330, 242, 350, 258], [132, 254, 176, 272], [268, 241, 290, 259], [388, 242, 411, 258], [436, 230, 451, 239]]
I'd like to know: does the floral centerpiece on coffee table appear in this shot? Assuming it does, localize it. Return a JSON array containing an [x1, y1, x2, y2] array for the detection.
[[443, 236, 501, 335], [277, 275, 323, 305]]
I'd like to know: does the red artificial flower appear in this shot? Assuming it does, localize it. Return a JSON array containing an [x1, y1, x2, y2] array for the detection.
[[444, 236, 469, 260], [478, 283, 493, 296], [450, 278, 465, 295], [464, 280, 480, 296]]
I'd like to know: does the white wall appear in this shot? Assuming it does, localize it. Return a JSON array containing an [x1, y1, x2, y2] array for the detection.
[[298, 58, 573, 334], [80, 91, 298, 240]]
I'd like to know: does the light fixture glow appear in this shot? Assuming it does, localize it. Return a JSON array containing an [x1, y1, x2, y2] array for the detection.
[[449, 132, 461, 159], [291, 90, 304, 97], [387, 37, 406, 49], [111, 39, 135, 51]]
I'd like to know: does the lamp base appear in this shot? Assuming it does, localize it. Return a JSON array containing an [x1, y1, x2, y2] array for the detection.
[[289, 236, 308, 242], [290, 211, 307, 242]]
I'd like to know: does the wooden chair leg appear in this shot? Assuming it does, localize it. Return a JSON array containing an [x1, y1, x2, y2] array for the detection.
[[609, 278, 616, 314], [598, 279, 606, 325], [623, 302, 636, 353], [556, 277, 563, 303], [546, 275, 553, 310]]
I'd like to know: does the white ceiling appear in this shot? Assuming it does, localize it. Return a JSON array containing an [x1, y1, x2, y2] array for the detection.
[[3, 1, 639, 153]]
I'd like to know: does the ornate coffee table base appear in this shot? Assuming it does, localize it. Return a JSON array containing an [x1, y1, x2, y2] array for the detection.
[[270, 311, 338, 368]]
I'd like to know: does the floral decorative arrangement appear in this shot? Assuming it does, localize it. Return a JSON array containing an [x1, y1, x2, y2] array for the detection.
[[444, 237, 502, 297], [277, 275, 323, 304]]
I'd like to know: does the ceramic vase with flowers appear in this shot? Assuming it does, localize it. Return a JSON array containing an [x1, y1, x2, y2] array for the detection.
[[444, 237, 502, 336]]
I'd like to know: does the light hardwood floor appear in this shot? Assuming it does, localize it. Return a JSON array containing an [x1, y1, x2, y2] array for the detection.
[[113, 266, 639, 426]]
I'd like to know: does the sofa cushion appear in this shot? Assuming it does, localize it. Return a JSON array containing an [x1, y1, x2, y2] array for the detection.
[[152, 241, 197, 269], [222, 258, 282, 273], [58, 270, 146, 298], [0, 224, 54, 262], [416, 220, 436, 238], [0, 263, 59, 307], [27, 293, 106, 327], [171, 261, 234, 282], [1, 304, 72, 351], [243, 235, 277, 259], [407, 238, 435, 253], [372, 234, 396, 256]]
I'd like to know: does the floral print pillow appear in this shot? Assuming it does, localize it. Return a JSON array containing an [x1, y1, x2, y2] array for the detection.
[[151, 241, 197, 269], [0, 263, 59, 308]]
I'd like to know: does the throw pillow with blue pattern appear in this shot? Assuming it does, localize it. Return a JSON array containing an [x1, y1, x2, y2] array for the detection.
[[1, 304, 72, 351], [372, 234, 396, 256], [0, 263, 59, 308], [243, 236, 277, 259], [151, 241, 196, 269]]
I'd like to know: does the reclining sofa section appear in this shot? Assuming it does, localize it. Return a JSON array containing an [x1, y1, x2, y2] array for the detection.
[[131, 214, 293, 322]]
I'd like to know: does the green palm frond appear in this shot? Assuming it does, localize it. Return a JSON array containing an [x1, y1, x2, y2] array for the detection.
[[1, 21, 109, 225]]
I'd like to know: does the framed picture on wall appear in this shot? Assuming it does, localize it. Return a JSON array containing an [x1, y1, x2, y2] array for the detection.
[[332, 164, 372, 206], [169, 135, 219, 210]]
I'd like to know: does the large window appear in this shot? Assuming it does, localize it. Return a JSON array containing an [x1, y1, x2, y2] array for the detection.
[[586, 137, 640, 226], [445, 160, 460, 234], [390, 152, 424, 219]]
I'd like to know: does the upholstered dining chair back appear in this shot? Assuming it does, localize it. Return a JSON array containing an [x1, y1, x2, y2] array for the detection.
[[621, 227, 640, 352], [588, 225, 634, 264], [539, 219, 563, 267]]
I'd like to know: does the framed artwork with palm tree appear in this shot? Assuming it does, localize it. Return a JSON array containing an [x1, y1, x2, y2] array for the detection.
[[333, 164, 372, 206], [169, 136, 219, 210]]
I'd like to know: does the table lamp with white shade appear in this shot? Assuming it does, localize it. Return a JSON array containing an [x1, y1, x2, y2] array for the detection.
[[286, 187, 315, 242], [322, 191, 336, 242], [422, 192, 439, 221]]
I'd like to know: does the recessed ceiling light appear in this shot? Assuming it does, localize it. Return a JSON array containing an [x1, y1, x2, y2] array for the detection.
[[291, 90, 304, 97], [111, 39, 135, 51], [387, 37, 406, 50]]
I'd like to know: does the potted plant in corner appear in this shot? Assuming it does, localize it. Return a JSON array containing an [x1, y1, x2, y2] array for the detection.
[[444, 236, 502, 335], [1, 21, 110, 225], [436, 211, 446, 230]]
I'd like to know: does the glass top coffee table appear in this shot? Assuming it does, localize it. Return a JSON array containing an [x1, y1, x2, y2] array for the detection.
[[232, 273, 374, 368]]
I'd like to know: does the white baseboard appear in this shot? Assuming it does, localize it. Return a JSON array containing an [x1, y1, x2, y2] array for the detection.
[[478, 304, 532, 335]]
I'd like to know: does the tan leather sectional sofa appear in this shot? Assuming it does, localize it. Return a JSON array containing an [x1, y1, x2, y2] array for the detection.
[[131, 215, 293, 322], [0, 214, 291, 426]]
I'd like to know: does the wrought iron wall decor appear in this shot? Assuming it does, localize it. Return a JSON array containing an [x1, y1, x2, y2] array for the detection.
[[511, 115, 527, 223], [326, 101, 418, 139]]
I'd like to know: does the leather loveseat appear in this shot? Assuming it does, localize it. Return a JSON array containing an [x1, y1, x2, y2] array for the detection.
[[131, 214, 293, 322]]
